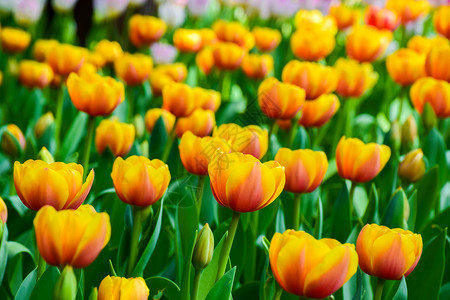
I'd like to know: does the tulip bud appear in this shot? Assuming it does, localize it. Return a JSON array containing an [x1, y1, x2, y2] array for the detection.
[[0, 196, 8, 224], [88, 288, 98, 300], [192, 223, 214, 270], [389, 120, 402, 154], [34, 112, 55, 139], [140, 141, 149, 159], [422, 102, 437, 131], [1, 124, 26, 157], [53, 266, 77, 300], [133, 115, 145, 139], [37, 147, 55, 163], [401, 115, 418, 148], [398, 149, 426, 183]]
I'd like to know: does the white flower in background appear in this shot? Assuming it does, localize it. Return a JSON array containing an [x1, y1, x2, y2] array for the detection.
[[298, 0, 335, 14], [188, 0, 210, 17], [246, 0, 271, 19], [52, 0, 79, 12], [14, 0, 45, 26], [158, 2, 186, 28], [94, 0, 129, 22], [151, 43, 178, 64], [272, 0, 302, 17], [363, 0, 387, 7], [0, 0, 14, 13], [406, 16, 426, 36], [427, 0, 449, 7]]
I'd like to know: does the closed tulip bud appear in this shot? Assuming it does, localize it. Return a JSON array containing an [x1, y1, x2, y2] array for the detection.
[[390, 120, 402, 153], [94, 40, 123, 64], [401, 115, 418, 145], [18, 60, 54, 89], [209, 152, 285, 213], [398, 149, 426, 183], [0, 27, 31, 53], [175, 109, 215, 138], [336, 137, 391, 183], [67, 72, 124, 116], [199, 29, 218, 47], [37, 147, 55, 163], [329, 5, 360, 30], [111, 156, 170, 207], [162, 82, 196, 117], [294, 10, 338, 35], [212, 42, 246, 71], [46, 43, 87, 76], [213, 123, 268, 159], [335, 58, 378, 98], [346, 26, 393, 63], [95, 119, 135, 157], [387, 49, 425, 86], [179, 132, 230, 175], [242, 53, 273, 79], [192, 223, 214, 270], [133, 115, 145, 139], [434, 6, 450, 40], [270, 230, 358, 298], [213, 20, 250, 48], [33, 39, 59, 62], [410, 77, 450, 118], [386, 0, 430, 24], [282, 60, 337, 100], [193, 88, 221, 112], [422, 102, 438, 130], [53, 266, 77, 300], [144, 108, 176, 134], [252, 27, 281, 52], [114, 53, 153, 86], [258, 77, 305, 119], [407, 35, 449, 55], [98, 276, 149, 300], [290, 28, 335, 61], [299, 94, 340, 127], [196, 47, 214, 75], [88, 288, 98, 300], [425, 45, 450, 82], [275, 148, 328, 194], [356, 224, 422, 280], [173, 28, 203, 52], [365, 5, 400, 31], [129, 14, 166, 47], [2, 124, 26, 157], [0, 197, 8, 224]]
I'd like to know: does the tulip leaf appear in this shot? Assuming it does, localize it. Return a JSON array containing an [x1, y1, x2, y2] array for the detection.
[[349, 268, 362, 300], [149, 117, 168, 159], [275, 201, 286, 234], [415, 167, 439, 232], [60, 112, 88, 161], [420, 206, 450, 242], [313, 196, 323, 239], [331, 184, 351, 243], [4, 196, 28, 217], [406, 228, 446, 300], [423, 128, 447, 186], [205, 267, 236, 300], [407, 190, 417, 232], [30, 266, 60, 300], [145, 276, 181, 300], [180, 230, 198, 300], [233, 281, 259, 300], [14, 269, 37, 300], [0, 226, 8, 286], [116, 205, 133, 276], [363, 183, 379, 224], [392, 277, 408, 300], [381, 189, 406, 229]]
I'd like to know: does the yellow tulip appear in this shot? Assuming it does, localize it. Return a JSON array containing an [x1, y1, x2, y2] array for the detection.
[[95, 40, 123, 63], [114, 53, 153, 86], [129, 14, 166, 47], [334, 58, 378, 98], [2, 124, 26, 157], [346, 25, 393, 63], [398, 149, 426, 183], [0, 27, 31, 53], [95, 118, 135, 157], [410, 77, 450, 118], [0, 197, 7, 224], [98, 276, 149, 300], [386, 49, 425, 86], [299, 94, 340, 128], [144, 108, 176, 134], [252, 27, 281, 52], [175, 108, 216, 138], [18, 60, 54, 89]]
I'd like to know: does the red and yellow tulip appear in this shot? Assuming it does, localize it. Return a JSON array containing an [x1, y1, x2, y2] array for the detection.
[[175, 108, 216, 138], [346, 25, 393, 63], [18, 60, 54, 89], [95, 118, 135, 157], [398, 149, 426, 183], [299, 94, 340, 128], [335, 58, 378, 98], [252, 27, 281, 52], [425, 45, 450, 82], [386, 49, 425, 86], [410, 77, 450, 118], [129, 15, 166, 47], [114, 53, 153, 86], [144, 108, 176, 134]]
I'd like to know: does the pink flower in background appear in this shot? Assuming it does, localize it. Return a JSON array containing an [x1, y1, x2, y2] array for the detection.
[[52, 0, 78, 12], [94, 0, 129, 21], [427, 0, 450, 6], [14, 0, 45, 26], [363, 0, 387, 7], [272, 0, 302, 17], [188, 0, 210, 17], [158, 2, 186, 28], [0, 0, 14, 13], [151, 43, 178, 64]]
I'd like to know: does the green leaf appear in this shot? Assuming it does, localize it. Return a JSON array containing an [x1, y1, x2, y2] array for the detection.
[[415, 167, 439, 232], [180, 230, 198, 300], [30, 266, 60, 300], [14, 269, 37, 300], [381, 189, 406, 229], [421, 206, 450, 241], [233, 281, 259, 300], [205, 267, 236, 300], [313, 196, 323, 239], [149, 117, 168, 159], [423, 127, 447, 185], [331, 184, 351, 243], [60, 112, 88, 161], [0, 226, 8, 285], [145, 276, 181, 300], [392, 277, 408, 300], [350, 269, 362, 300], [4, 196, 28, 217], [116, 205, 133, 276], [363, 184, 379, 224], [407, 190, 417, 232]]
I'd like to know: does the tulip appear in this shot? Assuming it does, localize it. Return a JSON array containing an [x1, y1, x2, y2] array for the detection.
[[329, 4, 360, 30], [0, 27, 31, 53], [213, 123, 268, 159], [434, 5, 450, 40], [242, 53, 273, 79], [425, 45, 450, 82], [212, 42, 246, 71], [150, 42, 178, 65], [93, 0, 128, 21], [86, 52, 106, 69], [0, 197, 7, 224], [410, 77, 450, 118], [111, 156, 170, 207], [401, 115, 418, 146], [2, 124, 26, 157], [398, 149, 426, 183], [199, 28, 218, 47], [67, 72, 124, 116], [98, 276, 149, 300], [294, 10, 337, 35], [144, 108, 176, 134], [282, 60, 337, 100], [258, 77, 305, 119], [94, 40, 123, 64], [34, 112, 55, 139], [34, 205, 110, 268], [212, 19, 250, 48], [364, 5, 400, 31], [407, 35, 449, 55], [156, 63, 187, 82], [175, 109, 215, 138], [299, 94, 340, 128], [334, 58, 378, 98], [290, 28, 335, 61], [114, 53, 153, 86], [356, 224, 422, 280], [33, 39, 59, 62], [270, 230, 358, 298], [18, 60, 54, 89], [129, 14, 166, 47], [158, 2, 186, 29], [196, 47, 214, 75], [95, 119, 135, 157], [336, 137, 391, 183], [252, 27, 281, 52], [386, 0, 430, 24], [346, 25, 393, 63], [162, 82, 196, 117], [46, 43, 87, 76], [173, 28, 203, 52], [192, 223, 214, 270], [149, 72, 173, 96], [13, 0, 45, 26], [53, 265, 77, 300], [193, 87, 221, 112], [386, 49, 425, 86]]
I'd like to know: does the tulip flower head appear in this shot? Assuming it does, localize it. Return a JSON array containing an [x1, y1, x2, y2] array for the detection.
[[18, 60, 54, 89], [175, 108, 216, 138], [242, 53, 273, 79], [95, 40, 123, 63], [386, 49, 425, 86], [252, 27, 281, 52], [1, 27, 31, 53], [299, 94, 340, 127], [334, 58, 378, 98], [346, 25, 393, 63], [129, 14, 166, 47], [410, 77, 450, 118], [95, 118, 135, 157], [2, 124, 26, 157], [192, 223, 214, 270], [290, 28, 335, 61], [294, 9, 337, 35], [434, 5, 450, 40], [212, 42, 246, 71], [144, 108, 176, 134], [46, 43, 87, 76], [196, 47, 214, 75], [329, 4, 360, 30], [0, 197, 7, 224], [364, 5, 400, 31], [114, 53, 153, 86], [212, 19, 252, 48], [173, 28, 203, 52], [150, 42, 178, 65], [398, 149, 426, 183], [407, 35, 449, 55], [98, 276, 149, 300], [162, 82, 196, 117], [386, 0, 430, 24], [425, 45, 450, 82], [33, 39, 59, 62], [34, 112, 55, 139], [193, 87, 221, 112]]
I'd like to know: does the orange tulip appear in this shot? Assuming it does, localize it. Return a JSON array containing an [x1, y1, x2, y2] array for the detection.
[[387, 49, 425, 86], [294, 10, 337, 35], [95, 118, 135, 157], [193, 87, 221, 112], [208, 151, 285, 213], [111, 156, 170, 207], [336, 137, 391, 183], [156, 63, 188, 82], [33, 39, 59, 62], [329, 5, 360, 30], [213, 124, 268, 159], [0, 27, 31, 53], [95, 40, 123, 63], [364, 5, 400, 31], [242, 53, 273, 79], [179, 131, 230, 175], [0, 197, 7, 224], [386, 0, 430, 24], [67, 72, 124, 116], [252, 27, 281, 52], [398, 149, 426, 183], [270, 230, 358, 298], [434, 5, 450, 40], [196, 47, 214, 75], [212, 42, 246, 71], [144, 108, 176, 134], [258, 77, 305, 119], [212, 20, 250, 48], [129, 14, 166, 47], [173, 28, 203, 52], [18, 60, 54, 89], [175, 108, 215, 138], [290, 28, 335, 61], [1, 124, 26, 157], [408, 35, 449, 57], [34, 112, 54, 139], [275, 148, 328, 193], [86, 52, 106, 69], [199, 28, 218, 47], [356, 224, 422, 280], [162, 82, 196, 117], [425, 45, 450, 82], [34, 205, 110, 268], [46, 43, 87, 76], [299, 94, 340, 127], [334, 58, 378, 98], [114, 53, 153, 86], [410, 77, 450, 118], [149, 72, 174, 96], [346, 25, 393, 63], [98, 276, 149, 300], [282, 60, 337, 100]]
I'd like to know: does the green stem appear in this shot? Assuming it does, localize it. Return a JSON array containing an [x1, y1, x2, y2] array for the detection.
[[374, 279, 385, 300], [344, 99, 355, 138], [192, 269, 202, 300], [274, 286, 283, 300], [349, 181, 364, 227], [399, 25, 407, 48], [161, 124, 177, 162], [332, 98, 349, 155], [36, 250, 46, 280], [216, 212, 240, 281], [127, 86, 135, 123], [221, 71, 232, 102], [293, 193, 302, 230], [81, 116, 96, 181], [397, 86, 407, 122], [54, 86, 65, 154], [127, 206, 143, 276], [196, 175, 206, 216]]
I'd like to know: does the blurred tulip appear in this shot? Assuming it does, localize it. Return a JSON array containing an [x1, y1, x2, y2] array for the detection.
[[346, 25, 393, 62], [290, 28, 335, 61], [329, 4, 360, 30], [407, 35, 449, 55], [156, 62, 187, 82], [18, 60, 54, 89], [213, 124, 268, 159], [282, 60, 337, 100], [401, 115, 418, 145], [67, 72, 124, 116], [398, 149, 425, 183], [336, 137, 391, 183], [294, 9, 337, 35], [114, 53, 153, 86], [1, 124, 26, 157], [213, 19, 251, 48], [149, 72, 174, 96], [386, 0, 430, 24], [162, 82, 195, 117], [434, 5, 450, 40], [87, 52, 106, 69], [129, 14, 166, 47], [175, 108, 215, 137], [13, 0, 45, 26], [410, 77, 450, 118], [98, 276, 149, 300], [14, 160, 94, 211], [212, 42, 246, 71], [356, 224, 422, 280], [150, 42, 178, 65], [95, 40, 123, 64], [0, 197, 7, 224], [199, 28, 218, 47], [46, 43, 87, 76], [145, 108, 176, 134], [34, 40, 59, 62], [192, 223, 214, 270], [364, 5, 400, 31], [179, 132, 230, 175], [252, 27, 281, 52], [52, 0, 78, 12], [334, 58, 378, 98], [93, 0, 129, 21], [37, 146, 55, 163], [111, 156, 170, 207], [242, 53, 273, 79], [425, 45, 450, 82], [0, 27, 31, 54], [95, 119, 135, 157], [34, 205, 110, 268], [299, 94, 340, 127], [386, 49, 425, 86], [270, 230, 358, 298], [208, 152, 285, 213], [35, 112, 55, 139], [193, 87, 221, 112], [258, 77, 305, 119], [196, 47, 214, 75], [173, 28, 203, 52]]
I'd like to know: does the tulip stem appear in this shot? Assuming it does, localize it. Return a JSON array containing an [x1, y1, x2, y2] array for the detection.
[[374, 279, 385, 300], [220, 71, 232, 102], [274, 286, 283, 300], [81, 116, 96, 180], [293, 193, 302, 230], [127, 206, 143, 276], [216, 212, 240, 281], [161, 122, 177, 162], [349, 182, 364, 227], [127, 86, 135, 123], [196, 175, 206, 217], [54, 86, 65, 154], [192, 269, 202, 300]]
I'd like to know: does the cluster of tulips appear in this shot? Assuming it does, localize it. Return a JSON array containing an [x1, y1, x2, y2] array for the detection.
[[0, 0, 449, 299]]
